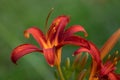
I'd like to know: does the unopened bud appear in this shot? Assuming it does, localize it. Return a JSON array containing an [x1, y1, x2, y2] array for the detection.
[[65, 57, 70, 69]]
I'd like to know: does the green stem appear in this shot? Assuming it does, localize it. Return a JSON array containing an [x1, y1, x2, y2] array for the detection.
[[56, 65, 65, 80]]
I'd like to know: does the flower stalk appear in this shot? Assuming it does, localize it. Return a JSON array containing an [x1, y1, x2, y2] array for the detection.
[[56, 65, 65, 80]]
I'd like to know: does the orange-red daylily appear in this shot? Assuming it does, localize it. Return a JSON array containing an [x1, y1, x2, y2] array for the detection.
[[96, 28, 120, 80], [11, 15, 89, 67], [74, 28, 120, 80], [98, 53, 120, 80]]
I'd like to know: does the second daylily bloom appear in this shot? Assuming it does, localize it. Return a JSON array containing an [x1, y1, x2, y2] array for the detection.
[[96, 28, 120, 80], [98, 51, 120, 80], [74, 28, 120, 80], [11, 15, 89, 67]]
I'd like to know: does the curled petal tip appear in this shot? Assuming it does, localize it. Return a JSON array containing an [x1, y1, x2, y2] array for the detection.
[[24, 31, 30, 38], [83, 28, 88, 37], [11, 52, 18, 64], [84, 32, 88, 37], [11, 44, 41, 65], [11, 54, 18, 65], [11, 56, 17, 64]]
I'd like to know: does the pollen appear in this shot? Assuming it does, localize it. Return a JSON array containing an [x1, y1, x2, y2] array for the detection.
[[112, 51, 120, 65], [52, 19, 60, 33], [53, 27, 56, 33], [55, 19, 60, 26]]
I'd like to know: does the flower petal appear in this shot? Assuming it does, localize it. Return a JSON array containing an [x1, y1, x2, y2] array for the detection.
[[74, 41, 101, 63], [43, 48, 56, 67], [63, 25, 88, 38], [24, 27, 47, 48], [108, 73, 119, 80], [100, 61, 115, 76], [89, 60, 98, 80], [62, 36, 90, 49], [47, 15, 69, 44], [100, 28, 120, 60], [11, 44, 42, 64], [74, 47, 90, 56], [74, 47, 101, 79]]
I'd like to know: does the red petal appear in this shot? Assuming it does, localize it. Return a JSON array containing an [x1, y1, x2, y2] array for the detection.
[[62, 36, 90, 49], [47, 15, 69, 44], [11, 44, 42, 64], [63, 25, 88, 38], [114, 73, 120, 80], [100, 61, 115, 76], [88, 42, 101, 63], [74, 41, 101, 63], [108, 73, 118, 80], [43, 48, 55, 67], [74, 47, 90, 56], [24, 27, 47, 48]]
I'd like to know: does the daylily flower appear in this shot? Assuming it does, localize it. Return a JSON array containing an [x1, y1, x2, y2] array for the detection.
[[11, 15, 90, 67], [74, 28, 120, 80], [97, 51, 120, 80], [96, 28, 120, 80]]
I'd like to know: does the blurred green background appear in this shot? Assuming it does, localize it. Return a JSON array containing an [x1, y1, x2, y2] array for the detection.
[[0, 0, 120, 80]]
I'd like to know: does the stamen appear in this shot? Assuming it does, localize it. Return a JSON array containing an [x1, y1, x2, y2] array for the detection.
[[113, 57, 117, 62], [106, 51, 119, 63], [112, 51, 119, 65], [111, 51, 119, 61], [44, 8, 54, 33], [115, 50, 119, 55], [114, 61, 118, 65], [107, 54, 111, 60]]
